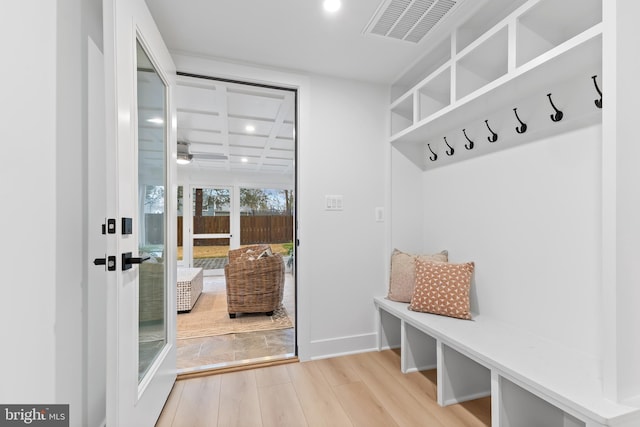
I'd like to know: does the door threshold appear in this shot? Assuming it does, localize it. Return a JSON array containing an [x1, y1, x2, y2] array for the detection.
[[177, 353, 298, 380]]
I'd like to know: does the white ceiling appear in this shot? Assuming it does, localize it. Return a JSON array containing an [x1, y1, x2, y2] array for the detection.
[[145, 0, 482, 84], [143, 0, 492, 176], [175, 76, 296, 175]]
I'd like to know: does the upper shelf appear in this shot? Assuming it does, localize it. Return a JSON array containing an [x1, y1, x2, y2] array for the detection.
[[389, 0, 603, 170]]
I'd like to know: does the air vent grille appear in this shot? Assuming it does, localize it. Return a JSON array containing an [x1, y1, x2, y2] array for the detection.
[[365, 0, 460, 43]]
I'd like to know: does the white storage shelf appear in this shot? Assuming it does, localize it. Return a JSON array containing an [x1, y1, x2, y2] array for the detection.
[[516, 0, 602, 67], [390, 95, 414, 135], [456, 26, 508, 101], [389, 0, 603, 171], [375, 297, 640, 427], [418, 66, 451, 121]]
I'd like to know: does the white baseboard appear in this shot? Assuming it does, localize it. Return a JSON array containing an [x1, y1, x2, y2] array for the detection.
[[403, 363, 437, 373], [442, 390, 492, 406], [308, 332, 378, 360], [378, 344, 401, 351]]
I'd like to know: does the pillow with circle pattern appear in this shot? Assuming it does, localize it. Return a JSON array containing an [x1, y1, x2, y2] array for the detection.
[[408, 259, 474, 320], [387, 249, 448, 303]]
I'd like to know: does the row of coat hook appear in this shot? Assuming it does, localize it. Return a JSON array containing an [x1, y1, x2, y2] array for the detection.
[[427, 75, 603, 162]]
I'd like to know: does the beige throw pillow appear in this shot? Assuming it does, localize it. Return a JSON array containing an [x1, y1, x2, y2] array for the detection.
[[387, 249, 448, 303], [257, 247, 273, 259], [408, 259, 474, 320]]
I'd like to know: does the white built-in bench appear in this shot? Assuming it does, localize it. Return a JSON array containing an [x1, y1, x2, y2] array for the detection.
[[374, 296, 640, 427]]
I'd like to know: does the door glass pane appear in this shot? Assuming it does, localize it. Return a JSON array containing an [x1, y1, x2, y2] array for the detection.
[[193, 237, 230, 270], [136, 41, 167, 382], [240, 188, 294, 263], [192, 187, 230, 271], [177, 186, 183, 261]]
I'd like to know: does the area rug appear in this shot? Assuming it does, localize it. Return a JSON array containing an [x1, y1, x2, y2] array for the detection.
[[177, 289, 293, 339]]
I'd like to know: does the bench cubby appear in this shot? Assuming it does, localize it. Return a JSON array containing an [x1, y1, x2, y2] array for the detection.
[[497, 376, 584, 427], [401, 321, 436, 374], [374, 296, 640, 427], [438, 342, 491, 406]]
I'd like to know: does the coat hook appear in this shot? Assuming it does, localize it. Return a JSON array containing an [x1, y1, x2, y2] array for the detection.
[[462, 129, 474, 150], [592, 75, 602, 109], [485, 120, 498, 143], [427, 143, 437, 161], [547, 93, 564, 122], [444, 137, 454, 156], [513, 108, 527, 134]]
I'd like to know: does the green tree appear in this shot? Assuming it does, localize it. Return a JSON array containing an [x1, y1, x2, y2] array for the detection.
[[284, 189, 294, 215], [240, 188, 269, 214], [194, 188, 230, 216]]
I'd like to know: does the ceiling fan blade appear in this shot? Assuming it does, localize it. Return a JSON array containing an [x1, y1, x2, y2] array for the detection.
[[193, 152, 228, 160]]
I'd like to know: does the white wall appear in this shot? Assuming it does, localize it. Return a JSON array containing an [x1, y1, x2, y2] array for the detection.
[[302, 74, 388, 358], [391, 147, 424, 254], [419, 124, 603, 358], [0, 1, 104, 426], [172, 54, 389, 359], [603, 0, 640, 404], [0, 0, 57, 402]]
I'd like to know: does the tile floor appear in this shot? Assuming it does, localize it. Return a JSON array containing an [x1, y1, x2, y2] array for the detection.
[[176, 273, 296, 373]]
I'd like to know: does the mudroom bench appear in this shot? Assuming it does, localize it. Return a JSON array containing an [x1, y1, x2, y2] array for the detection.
[[374, 296, 640, 427]]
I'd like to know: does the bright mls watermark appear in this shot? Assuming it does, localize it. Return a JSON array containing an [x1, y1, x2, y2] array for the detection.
[[0, 405, 68, 426]]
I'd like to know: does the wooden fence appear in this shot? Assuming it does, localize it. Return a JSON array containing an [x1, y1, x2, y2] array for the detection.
[[172, 215, 293, 246]]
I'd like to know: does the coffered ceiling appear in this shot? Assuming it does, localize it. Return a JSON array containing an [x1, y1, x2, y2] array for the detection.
[[175, 75, 295, 175]]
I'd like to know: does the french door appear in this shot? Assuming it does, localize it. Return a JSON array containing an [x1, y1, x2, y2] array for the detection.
[[103, 0, 177, 425], [182, 185, 236, 274]]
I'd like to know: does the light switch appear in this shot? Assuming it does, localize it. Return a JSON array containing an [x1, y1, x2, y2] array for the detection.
[[325, 195, 343, 211], [375, 207, 384, 222]]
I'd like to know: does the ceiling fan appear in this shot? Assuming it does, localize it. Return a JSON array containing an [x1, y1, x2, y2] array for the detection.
[[177, 141, 228, 165]]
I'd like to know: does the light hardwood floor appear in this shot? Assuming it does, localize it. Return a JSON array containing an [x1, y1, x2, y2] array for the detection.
[[156, 349, 491, 427]]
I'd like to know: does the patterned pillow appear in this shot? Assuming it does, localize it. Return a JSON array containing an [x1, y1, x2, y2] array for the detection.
[[408, 259, 474, 320], [257, 247, 273, 259], [387, 249, 448, 303], [239, 249, 258, 261]]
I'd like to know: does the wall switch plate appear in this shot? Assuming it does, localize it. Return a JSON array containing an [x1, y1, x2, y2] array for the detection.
[[325, 195, 343, 211], [375, 207, 384, 222]]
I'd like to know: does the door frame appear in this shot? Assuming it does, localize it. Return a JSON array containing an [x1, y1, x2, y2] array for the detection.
[[174, 69, 303, 359]]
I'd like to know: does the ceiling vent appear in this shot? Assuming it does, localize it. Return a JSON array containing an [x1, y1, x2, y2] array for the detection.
[[364, 0, 461, 43], [178, 141, 228, 161]]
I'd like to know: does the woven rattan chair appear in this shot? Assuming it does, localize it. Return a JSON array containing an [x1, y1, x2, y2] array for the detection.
[[224, 245, 285, 318]]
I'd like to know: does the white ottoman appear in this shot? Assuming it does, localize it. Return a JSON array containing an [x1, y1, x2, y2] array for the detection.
[[176, 267, 203, 312]]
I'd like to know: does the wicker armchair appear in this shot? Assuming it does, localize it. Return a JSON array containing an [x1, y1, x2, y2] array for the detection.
[[224, 245, 285, 318]]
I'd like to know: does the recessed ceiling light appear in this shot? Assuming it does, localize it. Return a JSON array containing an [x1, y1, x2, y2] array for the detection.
[[323, 0, 341, 13], [245, 124, 255, 133], [147, 117, 164, 124], [241, 157, 248, 163], [176, 153, 193, 165]]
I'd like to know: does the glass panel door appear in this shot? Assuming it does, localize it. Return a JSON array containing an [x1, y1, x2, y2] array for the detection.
[[239, 187, 294, 266], [136, 41, 167, 382], [192, 187, 232, 273]]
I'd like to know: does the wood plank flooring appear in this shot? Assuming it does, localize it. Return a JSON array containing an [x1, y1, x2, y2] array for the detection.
[[156, 349, 491, 427]]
